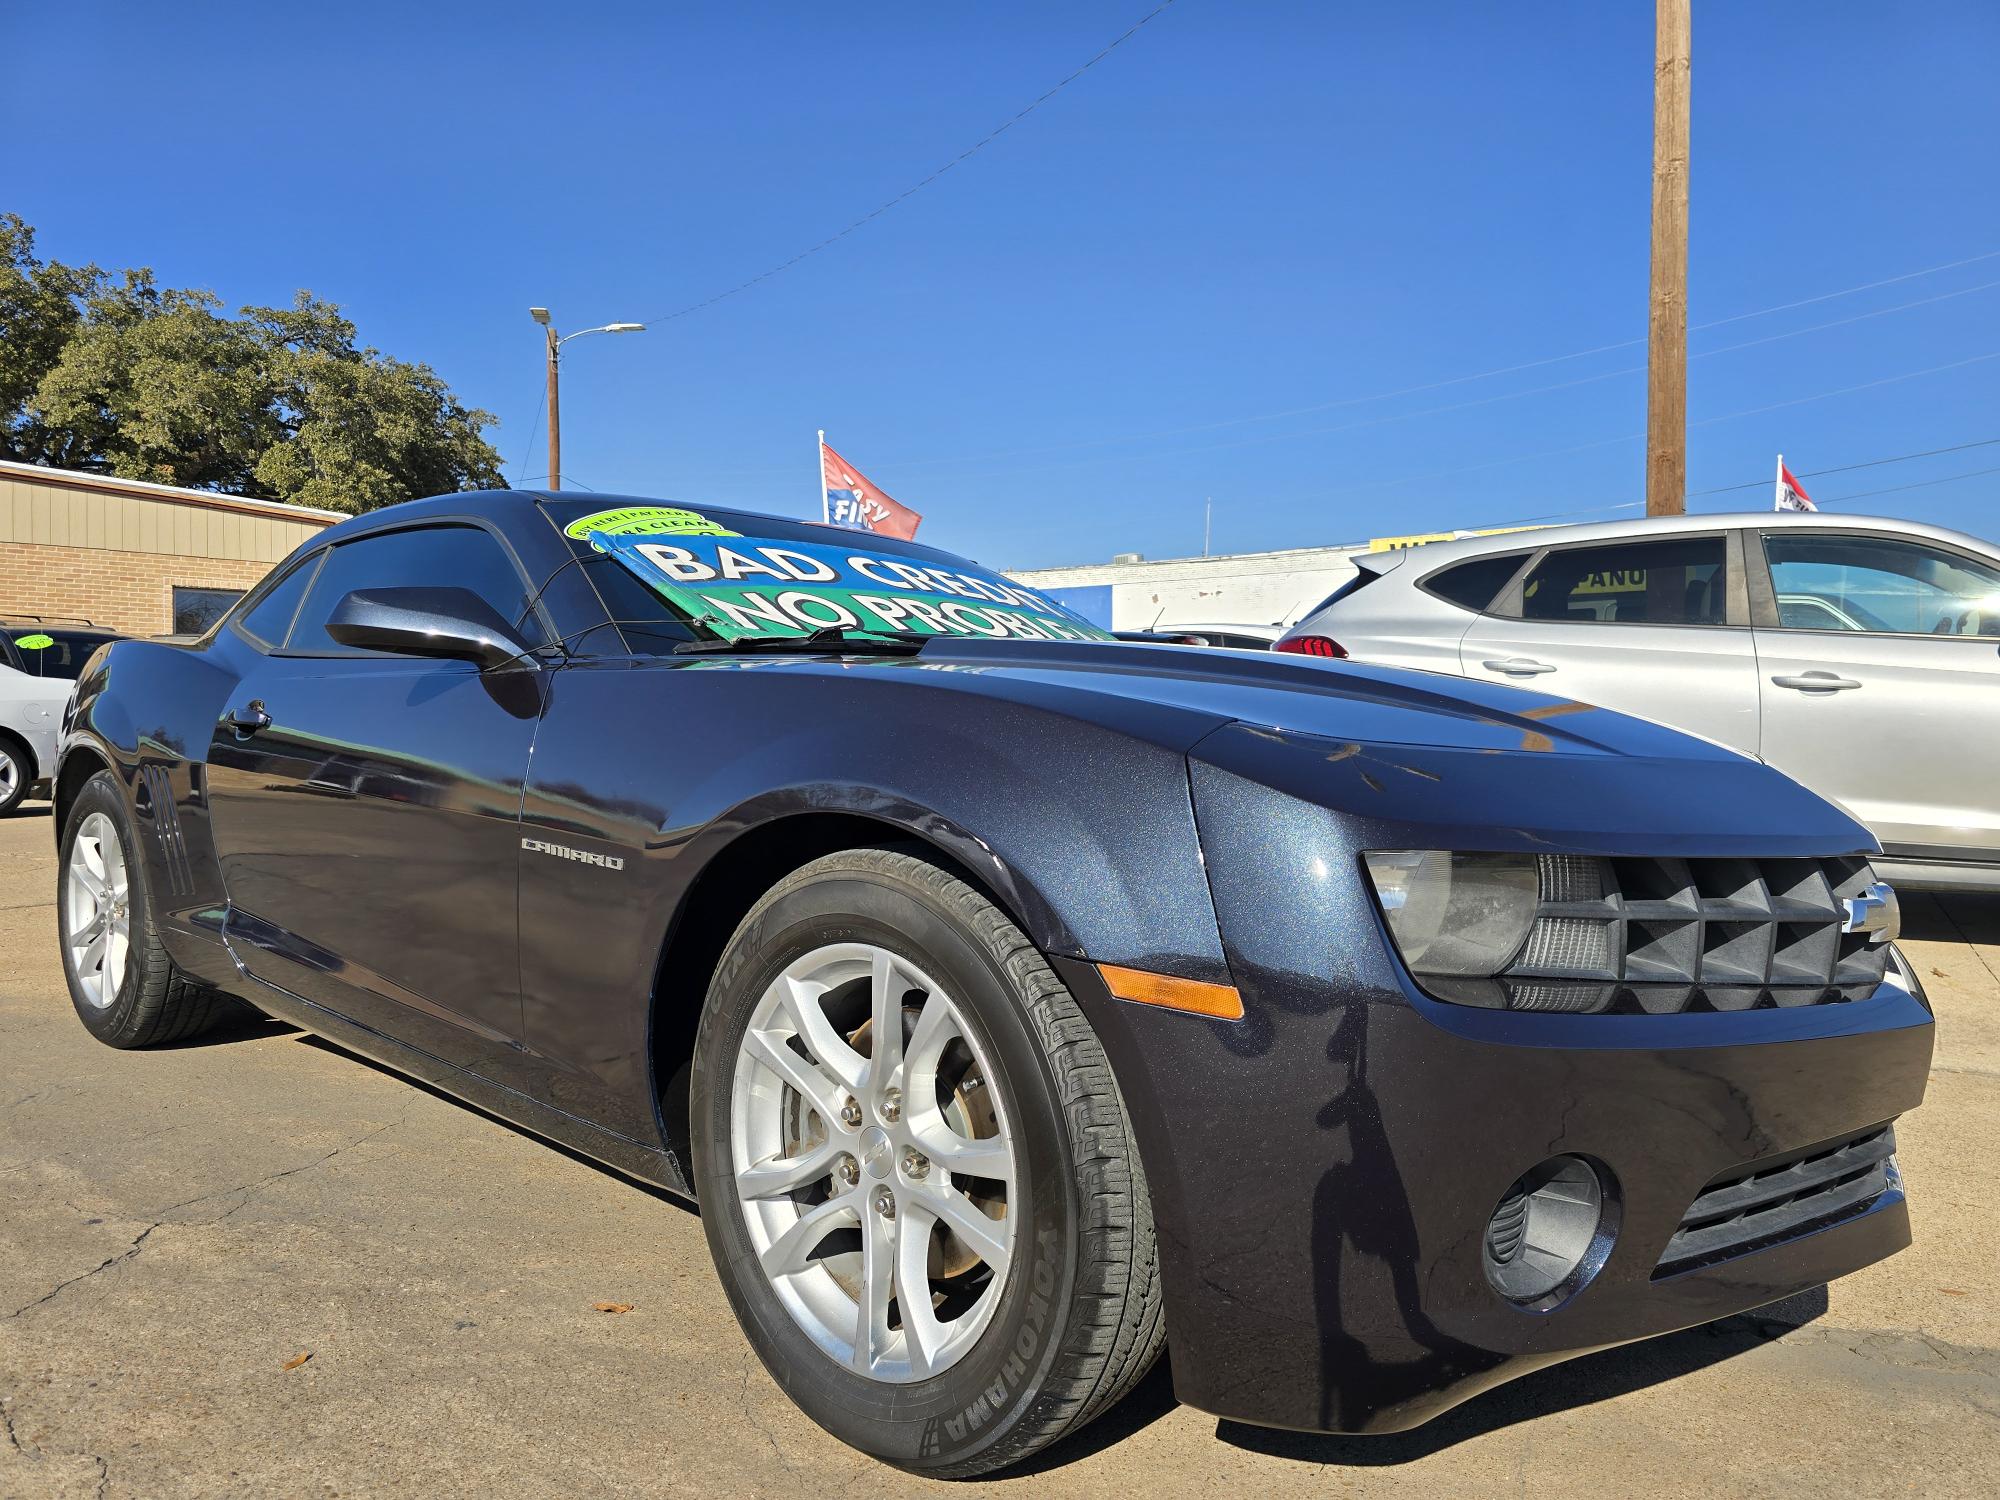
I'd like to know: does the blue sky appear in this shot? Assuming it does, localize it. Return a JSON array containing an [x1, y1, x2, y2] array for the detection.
[[10, 1, 1999, 569]]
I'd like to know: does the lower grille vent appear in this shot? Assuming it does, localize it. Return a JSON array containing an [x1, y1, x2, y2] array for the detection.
[[1652, 1124, 1898, 1279]]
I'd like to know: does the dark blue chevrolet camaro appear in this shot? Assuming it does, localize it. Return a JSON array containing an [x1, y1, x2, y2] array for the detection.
[[53, 490, 1931, 1474]]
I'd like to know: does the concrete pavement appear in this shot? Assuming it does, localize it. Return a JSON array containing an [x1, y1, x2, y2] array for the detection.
[[2, 805, 1996, 1497]]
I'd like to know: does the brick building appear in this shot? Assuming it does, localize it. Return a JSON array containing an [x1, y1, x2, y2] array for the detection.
[[0, 461, 341, 636]]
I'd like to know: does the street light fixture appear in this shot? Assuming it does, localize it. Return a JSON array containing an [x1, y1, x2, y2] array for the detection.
[[529, 308, 646, 490]]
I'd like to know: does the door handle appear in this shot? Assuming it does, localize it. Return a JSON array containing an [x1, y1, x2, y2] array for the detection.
[[1771, 672, 1861, 692], [226, 700, 273, 734], [1481, 658, 1557, 676]]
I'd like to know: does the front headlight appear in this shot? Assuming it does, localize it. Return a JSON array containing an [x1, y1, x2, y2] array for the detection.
[[1363, 850, 1538, 977]]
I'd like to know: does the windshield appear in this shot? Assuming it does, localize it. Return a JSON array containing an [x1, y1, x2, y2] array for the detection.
[[544, 500, 1114, 649]]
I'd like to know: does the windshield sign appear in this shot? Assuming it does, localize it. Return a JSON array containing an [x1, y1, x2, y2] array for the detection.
[[583, 526, 1112, 643]]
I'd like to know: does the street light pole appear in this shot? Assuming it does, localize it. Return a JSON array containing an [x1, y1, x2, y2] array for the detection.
[[544, 319, 562, 490], [528, 308, 646, 491]]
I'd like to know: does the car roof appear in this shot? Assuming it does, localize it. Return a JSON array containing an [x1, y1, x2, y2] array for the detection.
[[304, 489, 980, 566], [0, 620, 121, 639], [1368, 510, 1997, 572]]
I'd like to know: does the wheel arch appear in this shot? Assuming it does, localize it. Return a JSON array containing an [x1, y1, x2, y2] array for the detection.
[[646, 808, 1065, 1179], [0, 724, 37, 785], [54, 740, 114, 836]]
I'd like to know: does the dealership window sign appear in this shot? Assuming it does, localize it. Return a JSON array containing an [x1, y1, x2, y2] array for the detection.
[[568, 508, 1112, 642]]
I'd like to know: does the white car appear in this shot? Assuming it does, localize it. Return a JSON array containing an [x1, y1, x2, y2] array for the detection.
[[1115, 622, 1284, 649], [1276, 511, 2000, 890], [0, 623, 121, 815]]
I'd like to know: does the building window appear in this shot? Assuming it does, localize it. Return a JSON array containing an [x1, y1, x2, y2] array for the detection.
[[172, 586, 243, 636]]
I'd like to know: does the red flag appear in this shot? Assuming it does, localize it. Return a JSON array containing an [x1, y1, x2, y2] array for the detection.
[[821, 439, 922, 540], [1775, 457, 1817, 512]]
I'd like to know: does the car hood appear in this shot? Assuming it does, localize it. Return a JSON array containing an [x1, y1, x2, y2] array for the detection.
[[894, 638, 1737, 761]]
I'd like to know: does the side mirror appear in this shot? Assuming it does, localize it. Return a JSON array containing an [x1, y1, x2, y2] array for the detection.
[[324, 587, 536, 670]]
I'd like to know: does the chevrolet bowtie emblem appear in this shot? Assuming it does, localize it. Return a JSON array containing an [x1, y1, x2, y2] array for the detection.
[[1842, 881, 1900, 944]]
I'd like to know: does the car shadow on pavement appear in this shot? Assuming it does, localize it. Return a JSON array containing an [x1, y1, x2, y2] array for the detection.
[[152, 1004, 301, 1049], [1898, 890, 2000, 946], [1212, 1285, 1830, 1466]]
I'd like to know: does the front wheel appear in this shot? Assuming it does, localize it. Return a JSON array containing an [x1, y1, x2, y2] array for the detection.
[[690, 848, 1164, 1477]]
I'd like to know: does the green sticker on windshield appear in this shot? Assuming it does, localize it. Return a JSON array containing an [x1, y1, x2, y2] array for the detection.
[[12, 633, 54, 651], [562, 506, 739, 540]]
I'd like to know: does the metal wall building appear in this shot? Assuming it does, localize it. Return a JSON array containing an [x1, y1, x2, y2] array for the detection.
[[0, 461, 341, 636], [1006, 541, 1367, 634]]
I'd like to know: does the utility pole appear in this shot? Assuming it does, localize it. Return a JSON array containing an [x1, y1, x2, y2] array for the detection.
[[543, 320, 562, 490], [1646, 0, 1691, 516], [527, 308, 647, 491]]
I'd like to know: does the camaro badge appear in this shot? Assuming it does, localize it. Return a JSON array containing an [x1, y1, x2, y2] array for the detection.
[[522, 837, 625, 871]]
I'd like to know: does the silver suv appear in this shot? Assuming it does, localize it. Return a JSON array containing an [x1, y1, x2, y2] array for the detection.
[[1278, 512, 2000, 890], [0, 622, 121, 816]]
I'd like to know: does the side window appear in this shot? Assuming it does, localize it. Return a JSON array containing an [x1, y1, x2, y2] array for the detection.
[[172, 586, 243, 636], [238, 556, 322, 647], [1516, 536, 1727, 626], [288, 526, 547, 654], [1764, 532, 2000, 638], [1423, 554, 1528, 612]]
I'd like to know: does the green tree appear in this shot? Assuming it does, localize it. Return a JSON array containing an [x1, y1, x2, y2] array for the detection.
[[0, 214, 502, 512]]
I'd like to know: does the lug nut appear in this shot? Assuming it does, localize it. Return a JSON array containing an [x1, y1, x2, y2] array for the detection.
[[873, 1188, 896, 1219], [839, 1097, 863, 1128], [879, 1087, 902, 1124], [902, 1149, 930, 1180], [835, 1154, 860, 1188]]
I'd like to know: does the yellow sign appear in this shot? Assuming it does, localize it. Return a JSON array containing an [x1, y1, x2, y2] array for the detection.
[[1367, 525, 1548, 552], [562, 506, 739, 540]]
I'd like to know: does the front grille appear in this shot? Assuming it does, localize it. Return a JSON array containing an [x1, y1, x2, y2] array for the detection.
[[1653, 1124, 1899, 1279], [1433, 855, 1894, 1015]]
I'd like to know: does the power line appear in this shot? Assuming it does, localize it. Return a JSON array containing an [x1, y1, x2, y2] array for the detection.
[[856, 247, 2000, 476], [517, 383, 547, 482], [639, 2, 1179, 325], [940, 345, 2000, 477], [1690, 436, 2000, 496], [1397, 437, 2000, 538], [1690, 350, 2000, 426], [1817, 463, 2000, 506]]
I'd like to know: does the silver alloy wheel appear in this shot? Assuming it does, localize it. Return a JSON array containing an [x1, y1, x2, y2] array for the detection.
[[65, 811, 132, 1009], [0, 746, 17, 802], [731, 942, 1018, 1383]]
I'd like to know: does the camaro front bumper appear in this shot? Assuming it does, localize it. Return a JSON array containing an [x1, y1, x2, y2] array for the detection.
[[1055, 724, 1936, 1435]]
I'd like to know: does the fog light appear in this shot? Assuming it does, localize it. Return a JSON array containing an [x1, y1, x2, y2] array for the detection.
[[1484, 1155, 1615, 1308]]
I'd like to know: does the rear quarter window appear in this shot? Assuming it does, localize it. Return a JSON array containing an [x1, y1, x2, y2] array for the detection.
[[1420, 554, 1530, 612]]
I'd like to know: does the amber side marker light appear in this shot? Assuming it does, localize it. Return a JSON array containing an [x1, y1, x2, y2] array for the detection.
[[1096, 963, 1245, 1021]]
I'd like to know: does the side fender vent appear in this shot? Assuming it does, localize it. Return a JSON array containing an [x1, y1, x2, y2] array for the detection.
[[139, 763, 193, 897]]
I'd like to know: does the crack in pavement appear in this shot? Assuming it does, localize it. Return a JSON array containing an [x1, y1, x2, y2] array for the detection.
[[1746, 1320, 2000, 1380], [1934, 902, 2000, 990], [3, 1115, 406, 1321], [3, 1221, 161, 1322], [738, 1348, 801, 1482], [1932, 1062, 2000, 1081]]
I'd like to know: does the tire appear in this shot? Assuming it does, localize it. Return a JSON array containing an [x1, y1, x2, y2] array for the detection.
[[0, 735, 29, 816], [58, 769, 231, 1048], [689, 847, 1164, 1477]]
